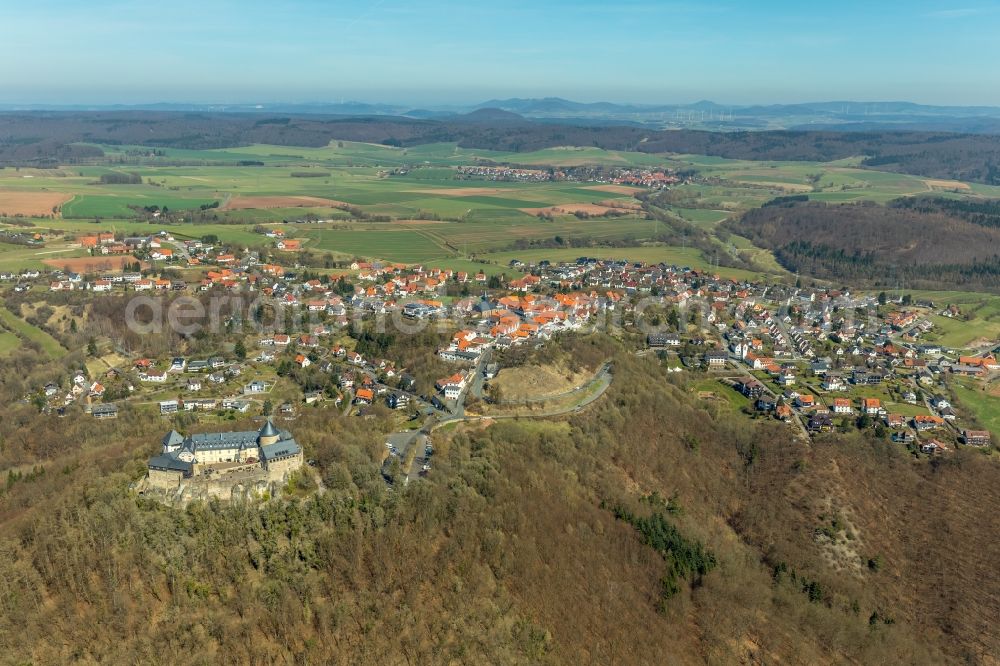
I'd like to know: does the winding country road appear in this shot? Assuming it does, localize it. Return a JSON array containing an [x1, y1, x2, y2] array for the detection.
[[381, 362, 615, 485], [432, 361, 613, 429]]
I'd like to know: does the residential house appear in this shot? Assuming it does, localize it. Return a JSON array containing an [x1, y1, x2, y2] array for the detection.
[[244, 380, 268, 394], [276, 239, 302, 251], [963, 430, 991, 447], [913, 415, 945, 431], [92, 403, 119, 420], [885, 413, 906, 429], [387, 392, 410, 410], [648, 333, 681, 348], [187, 359, 210, 373], [892, 431, 916, 444], [808, 413, 833, 432], [920, 439, 950, 455], [861, 398, 882, 416], [736, 378, 765, 399], [142, 369, 167, 383], [756, 396, 777, 412], [436, 372, 467, 400], [778, 370, 796, 387], [704, 350, 728, 368]]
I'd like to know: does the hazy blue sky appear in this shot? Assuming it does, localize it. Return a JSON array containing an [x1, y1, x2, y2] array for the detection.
[[2, 0, 999, 105]]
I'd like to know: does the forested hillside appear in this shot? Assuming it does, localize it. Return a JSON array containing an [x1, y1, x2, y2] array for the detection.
[[728, 199, 1000, 290], [0, 338, 996, 664], [890, 195, 1000, 228], [4, 111, 1000, 183]]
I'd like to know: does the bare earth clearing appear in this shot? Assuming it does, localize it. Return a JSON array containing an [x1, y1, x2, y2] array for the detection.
[[597, 199, 643, 210], [0, 190, 73, 216], [924, 179, 972, 190], [520, 203, 617, 216], [584, 184, 644, 195], [42, 256, 143, 272]]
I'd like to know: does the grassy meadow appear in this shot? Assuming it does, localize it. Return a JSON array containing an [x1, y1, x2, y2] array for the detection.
[[0, 305, 66, 358], [0, 241, 89, 271], [902, 291, 1000, 349], [0, 330, 20, 356], [953, 380, 1000, 440]]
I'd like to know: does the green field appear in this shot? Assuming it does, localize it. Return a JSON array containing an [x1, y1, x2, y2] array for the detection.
[[953, 381, 1000, 440], [61, 193, 218, 219], [0, 330, 19, 356], [0, 306, 66, 359], [690, 378, 752, 413], [929, 313, 1000, 349], [902, 291, 1000, 348], [0, 242, 88, 271], [307, 228, 450, 263], [670, 207, 732, 228]]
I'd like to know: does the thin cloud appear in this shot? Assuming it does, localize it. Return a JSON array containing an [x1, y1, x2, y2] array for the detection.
[[924, 8, 982, 18]]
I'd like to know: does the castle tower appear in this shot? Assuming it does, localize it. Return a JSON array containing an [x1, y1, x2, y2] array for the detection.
[[162, 430, 185, 453], [258, 418, 280, 446]]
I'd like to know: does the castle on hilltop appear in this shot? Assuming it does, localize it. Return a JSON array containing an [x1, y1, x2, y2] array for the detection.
[[146, 419, 303, 491]]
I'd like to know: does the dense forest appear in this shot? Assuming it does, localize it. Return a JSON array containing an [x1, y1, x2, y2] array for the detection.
[[4, 111, 1000, 183], [727, 199, 1000, 290], [890, 195, 1000, 228], [0, 336, 997, 663]]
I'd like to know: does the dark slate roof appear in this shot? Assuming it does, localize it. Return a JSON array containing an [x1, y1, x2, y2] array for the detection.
[[259, 419, 280, 438], [152, 424, 299, 470], [148, 453, 192, 473], [188, 430, 259, 451], [162, 430, 185, 448], [260, 439, 301, 461]]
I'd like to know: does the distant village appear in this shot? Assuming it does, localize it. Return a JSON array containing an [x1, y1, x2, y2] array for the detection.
[[455, 165, 680, 188]]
